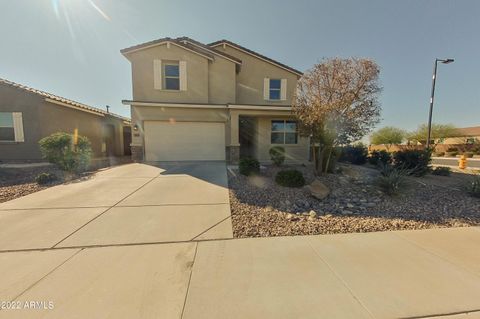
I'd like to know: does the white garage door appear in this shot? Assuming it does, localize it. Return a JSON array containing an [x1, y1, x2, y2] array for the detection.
[[144, 121, 225, 161]]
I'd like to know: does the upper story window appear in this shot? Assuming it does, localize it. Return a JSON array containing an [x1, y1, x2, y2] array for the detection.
[[163, 62, 180, 90], [269, 79, 281, 100], [271, 120, 298, 144], [154, 60, 187, 91], [264, 78, 287, 101], [0, 112, 15, 141]]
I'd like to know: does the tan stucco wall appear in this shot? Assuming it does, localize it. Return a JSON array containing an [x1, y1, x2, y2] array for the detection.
[[130, 106, 229, 146], [0, 83, 126, 161], [208, 57, 236, 104], [126, 43, 237, 105], [213, 45, 299, 106], [442, 136, 480, 144], [127, 44, 209, 104], [255, 117, 310, 163]]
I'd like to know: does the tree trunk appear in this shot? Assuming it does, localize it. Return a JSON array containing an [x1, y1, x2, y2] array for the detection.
[[324, 146, 333, 174]]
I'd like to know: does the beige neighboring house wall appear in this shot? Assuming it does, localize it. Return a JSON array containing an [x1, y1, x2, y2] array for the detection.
[[0, 78, 130, 162], [121, 37, 307, 164]]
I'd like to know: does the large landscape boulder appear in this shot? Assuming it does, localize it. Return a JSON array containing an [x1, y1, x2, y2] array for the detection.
[[306, 179, 330, 200]]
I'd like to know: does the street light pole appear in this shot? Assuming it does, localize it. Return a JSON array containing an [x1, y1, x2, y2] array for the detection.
[[426, 58, 454, 149]]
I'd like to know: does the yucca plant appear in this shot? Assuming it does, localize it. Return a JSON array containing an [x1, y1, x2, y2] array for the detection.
[[375, 164, 410, 196]]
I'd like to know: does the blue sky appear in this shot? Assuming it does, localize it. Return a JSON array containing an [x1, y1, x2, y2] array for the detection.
[[0, 0, 478, 131]]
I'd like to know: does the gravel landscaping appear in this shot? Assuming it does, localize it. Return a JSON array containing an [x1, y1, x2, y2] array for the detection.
[[229, 164, 480, 238]]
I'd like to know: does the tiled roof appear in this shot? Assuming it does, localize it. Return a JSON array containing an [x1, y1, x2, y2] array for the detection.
[[456, 126, 480, 136], [175, 37, 242, 64], [120, 37, 215, 60], [0, 77, 130, 122], [209, 39, 303, 76]]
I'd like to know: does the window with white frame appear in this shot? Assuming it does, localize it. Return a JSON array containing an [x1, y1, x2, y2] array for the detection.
[[0, 112, 15, 141], [269, 79, 281, 100], [271, 120, 298, 144], [163, 61, 180, 90], [264, 78, 287, 101]]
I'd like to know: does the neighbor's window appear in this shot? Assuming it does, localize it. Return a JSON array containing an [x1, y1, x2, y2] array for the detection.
[[163, 62, 180, 90], [0, 112, 14, 141], [271, 120, 298, 144], [269, 79, 281, 100]]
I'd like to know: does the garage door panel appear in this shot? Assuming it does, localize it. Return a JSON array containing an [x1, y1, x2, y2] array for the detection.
[[144, 121, 225, 161]]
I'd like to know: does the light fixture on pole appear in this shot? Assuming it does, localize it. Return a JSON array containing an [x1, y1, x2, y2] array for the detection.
[[426, 58, 454, 149]]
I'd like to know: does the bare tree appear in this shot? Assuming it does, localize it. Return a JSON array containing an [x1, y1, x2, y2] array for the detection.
[[293, 58, 382, 174]]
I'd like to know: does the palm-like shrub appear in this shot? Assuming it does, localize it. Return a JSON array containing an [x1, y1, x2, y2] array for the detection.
[[39, 132, 92, 173], [375, 164, 410, 196]]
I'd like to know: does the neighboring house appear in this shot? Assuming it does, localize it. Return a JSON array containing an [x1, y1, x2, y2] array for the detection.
[[121, 37, 308, 163], [0, 78, 131, 162], [439, 126, 480, 145]]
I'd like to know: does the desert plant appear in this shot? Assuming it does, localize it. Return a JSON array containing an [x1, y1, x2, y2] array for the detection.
[[446, 147, 458, 152], [433, 151, 445, 157], [393, 149, 431, 177], [375, 164, 410, 195], [35, 172, 57, 185], [269, 146, 286, 166], [432, 166, 451, 176], [464, 152, 474, 158], [239, 157, 260, 176], [338, 144, 368, 165], [275, 169, 305, 187], [39, 132, 92, 173], [465, 175, 480, 198], [368, 150, 391, 166]]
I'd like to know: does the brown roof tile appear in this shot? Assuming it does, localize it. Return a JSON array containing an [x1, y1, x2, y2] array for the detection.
[[0, 78, 130, 122], [209, 39, 303, 76]]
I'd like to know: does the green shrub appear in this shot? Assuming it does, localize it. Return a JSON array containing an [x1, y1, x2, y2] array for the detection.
[[35, 172, 57, 185], [465, 175, 480, 198], [375, 164, 410, 196], [368, 150, 391, 166], [472, 147, 480, 155], [464, 152, 474, 158], [39, 132, 92, 173], [239, 157, 260, 176], [447, 147, 458, 152], [338, 145, 368, 165], [432, 166, 451, 176], [269, 146, 285, 166], [445, 151, 458, 157], [275, 169, 305, 187], [433, 151, 445, 157], [393, 149, 431, 177]]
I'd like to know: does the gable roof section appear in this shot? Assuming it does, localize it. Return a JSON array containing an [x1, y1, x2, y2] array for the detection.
[[209, 39, 303, 76], [175, 37, 242, 64], [0, 78, 130, 122], [120, 37, 216, 61]]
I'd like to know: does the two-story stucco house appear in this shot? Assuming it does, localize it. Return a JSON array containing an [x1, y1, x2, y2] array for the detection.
[[121, 37, 309, 163]]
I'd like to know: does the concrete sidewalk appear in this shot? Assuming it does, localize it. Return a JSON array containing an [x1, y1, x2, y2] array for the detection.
[[2, 227, 480, 318]]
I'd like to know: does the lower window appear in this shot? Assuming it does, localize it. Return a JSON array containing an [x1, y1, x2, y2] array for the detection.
[[271, 120, 298, 144], [0, 112, 14, 141]]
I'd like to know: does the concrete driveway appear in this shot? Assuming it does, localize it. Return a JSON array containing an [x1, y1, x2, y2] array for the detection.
[[2, 164, 480, 318], [0, 162, 232, 251]]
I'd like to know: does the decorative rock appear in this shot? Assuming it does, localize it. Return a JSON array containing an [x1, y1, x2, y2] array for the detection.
[[309, 210, 317, 218], [341, 210, 353, 215], [346, 203, 354, 208], [307, 179, 330, 200]]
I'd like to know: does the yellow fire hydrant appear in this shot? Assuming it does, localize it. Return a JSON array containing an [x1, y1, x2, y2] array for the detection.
[[459, 154, 467, 169]]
